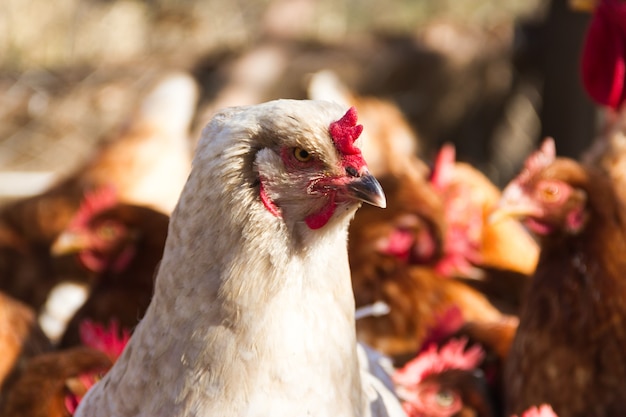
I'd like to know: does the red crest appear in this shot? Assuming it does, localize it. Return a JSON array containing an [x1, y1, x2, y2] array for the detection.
[[69, 185, 118, 230], [329, 107, 367, 171]]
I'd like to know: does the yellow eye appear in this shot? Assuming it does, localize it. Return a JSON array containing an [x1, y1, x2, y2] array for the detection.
[[434, 389, 456, 408], [97, 224, 118, 240], [293, 147, 312, 162], [542, 184, 560, 201]]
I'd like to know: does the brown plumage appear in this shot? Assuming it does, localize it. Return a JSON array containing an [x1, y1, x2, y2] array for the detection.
[[53, 202, 168, 348], [495, 138, 626, 417]]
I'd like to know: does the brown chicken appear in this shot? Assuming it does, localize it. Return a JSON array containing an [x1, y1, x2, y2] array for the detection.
[[492, 138, 626, 417], [0, 72, 195, 311], [51, 189, 168, 348]]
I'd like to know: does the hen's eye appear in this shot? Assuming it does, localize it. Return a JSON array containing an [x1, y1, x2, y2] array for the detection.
[[293, 148, 312, 162], [434, 389, 456, 408], [97, 224, 118, 240], [541, 184, 560, 201]]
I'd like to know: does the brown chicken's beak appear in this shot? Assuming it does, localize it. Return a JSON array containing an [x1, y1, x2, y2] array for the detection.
[[488, 205, 536, 225], [51, 231, 89, 256], [488, 182, 543, 225], [568, 0, 598, 12], [346, 173, 387, 209]]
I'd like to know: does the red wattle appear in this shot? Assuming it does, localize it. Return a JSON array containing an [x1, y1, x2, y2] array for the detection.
[[259, 181, 282, 218], [305, 199, 337, 230]]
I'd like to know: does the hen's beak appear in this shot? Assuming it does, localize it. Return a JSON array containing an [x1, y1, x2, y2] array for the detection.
[[488, 205, 537, 225], [488, 183, 542, 224], [51, 231, 88, 256], [568, 0, 598, 12], [347, 173, 387, 208]]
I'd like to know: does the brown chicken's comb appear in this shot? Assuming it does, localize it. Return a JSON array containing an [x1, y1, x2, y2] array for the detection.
[[79, 319, 130, 362], [429, 143, 456, 191], [393, 337, 485, 385], [518, 404, 559, 417], [517, 137, 556, 186], [70, 185, 118, 229]]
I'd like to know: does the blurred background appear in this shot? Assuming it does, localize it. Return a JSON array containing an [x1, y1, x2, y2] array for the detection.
[[0, 0, 596, 200]]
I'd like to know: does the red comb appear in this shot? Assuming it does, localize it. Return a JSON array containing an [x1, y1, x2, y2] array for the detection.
[[329, 107, 367, 171], [420, 306, 465, 349], [79, 319, 130, 362], [581, 0, 626, 109], [519, 405, 558, 417], [515, 138, 556, 187], [393, 338, 485, 386], [69, 185, 118, 230], [329, 107, 363, 155], [526, 138, 555, 172], [430, 143, 456, 191]]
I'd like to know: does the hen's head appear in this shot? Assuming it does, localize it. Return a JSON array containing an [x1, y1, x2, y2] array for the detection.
[[199, 100, 386, 238], [257, 104, 385, 229], [491, 138, 589, 236], [394, 338, 490, 417], [51, 187, 149, 273]]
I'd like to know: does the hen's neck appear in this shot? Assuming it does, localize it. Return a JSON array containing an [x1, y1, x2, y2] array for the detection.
[[81, 158, 365, 416]]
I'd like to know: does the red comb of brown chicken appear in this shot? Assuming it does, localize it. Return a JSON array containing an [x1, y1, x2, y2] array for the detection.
[[516, 405, 559, 417]]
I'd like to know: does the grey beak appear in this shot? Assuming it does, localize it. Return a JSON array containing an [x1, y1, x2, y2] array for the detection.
[[347, 173, 386, 208]]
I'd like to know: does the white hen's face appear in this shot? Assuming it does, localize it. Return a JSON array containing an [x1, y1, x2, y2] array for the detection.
[[253, 105, 386, 231]]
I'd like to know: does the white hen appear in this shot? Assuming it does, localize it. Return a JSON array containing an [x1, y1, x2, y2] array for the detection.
[[75, 99, 405, 416]]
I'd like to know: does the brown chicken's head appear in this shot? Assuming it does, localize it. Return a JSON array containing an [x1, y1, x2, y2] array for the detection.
[[254, 104, 386, 232], [394, 338, 493, 417], [51, 186, 138, 273], [491, 138, 589, 237]]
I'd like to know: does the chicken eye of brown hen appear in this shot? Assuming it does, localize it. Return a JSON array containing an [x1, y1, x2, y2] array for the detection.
[[536, 180, 569, 205], [95, 221, 121, 241], [417, 383, 463, 416], [434, 389, 457, 408]]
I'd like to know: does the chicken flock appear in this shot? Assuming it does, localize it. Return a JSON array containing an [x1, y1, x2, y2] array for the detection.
[[0, 0, 625, 416]]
